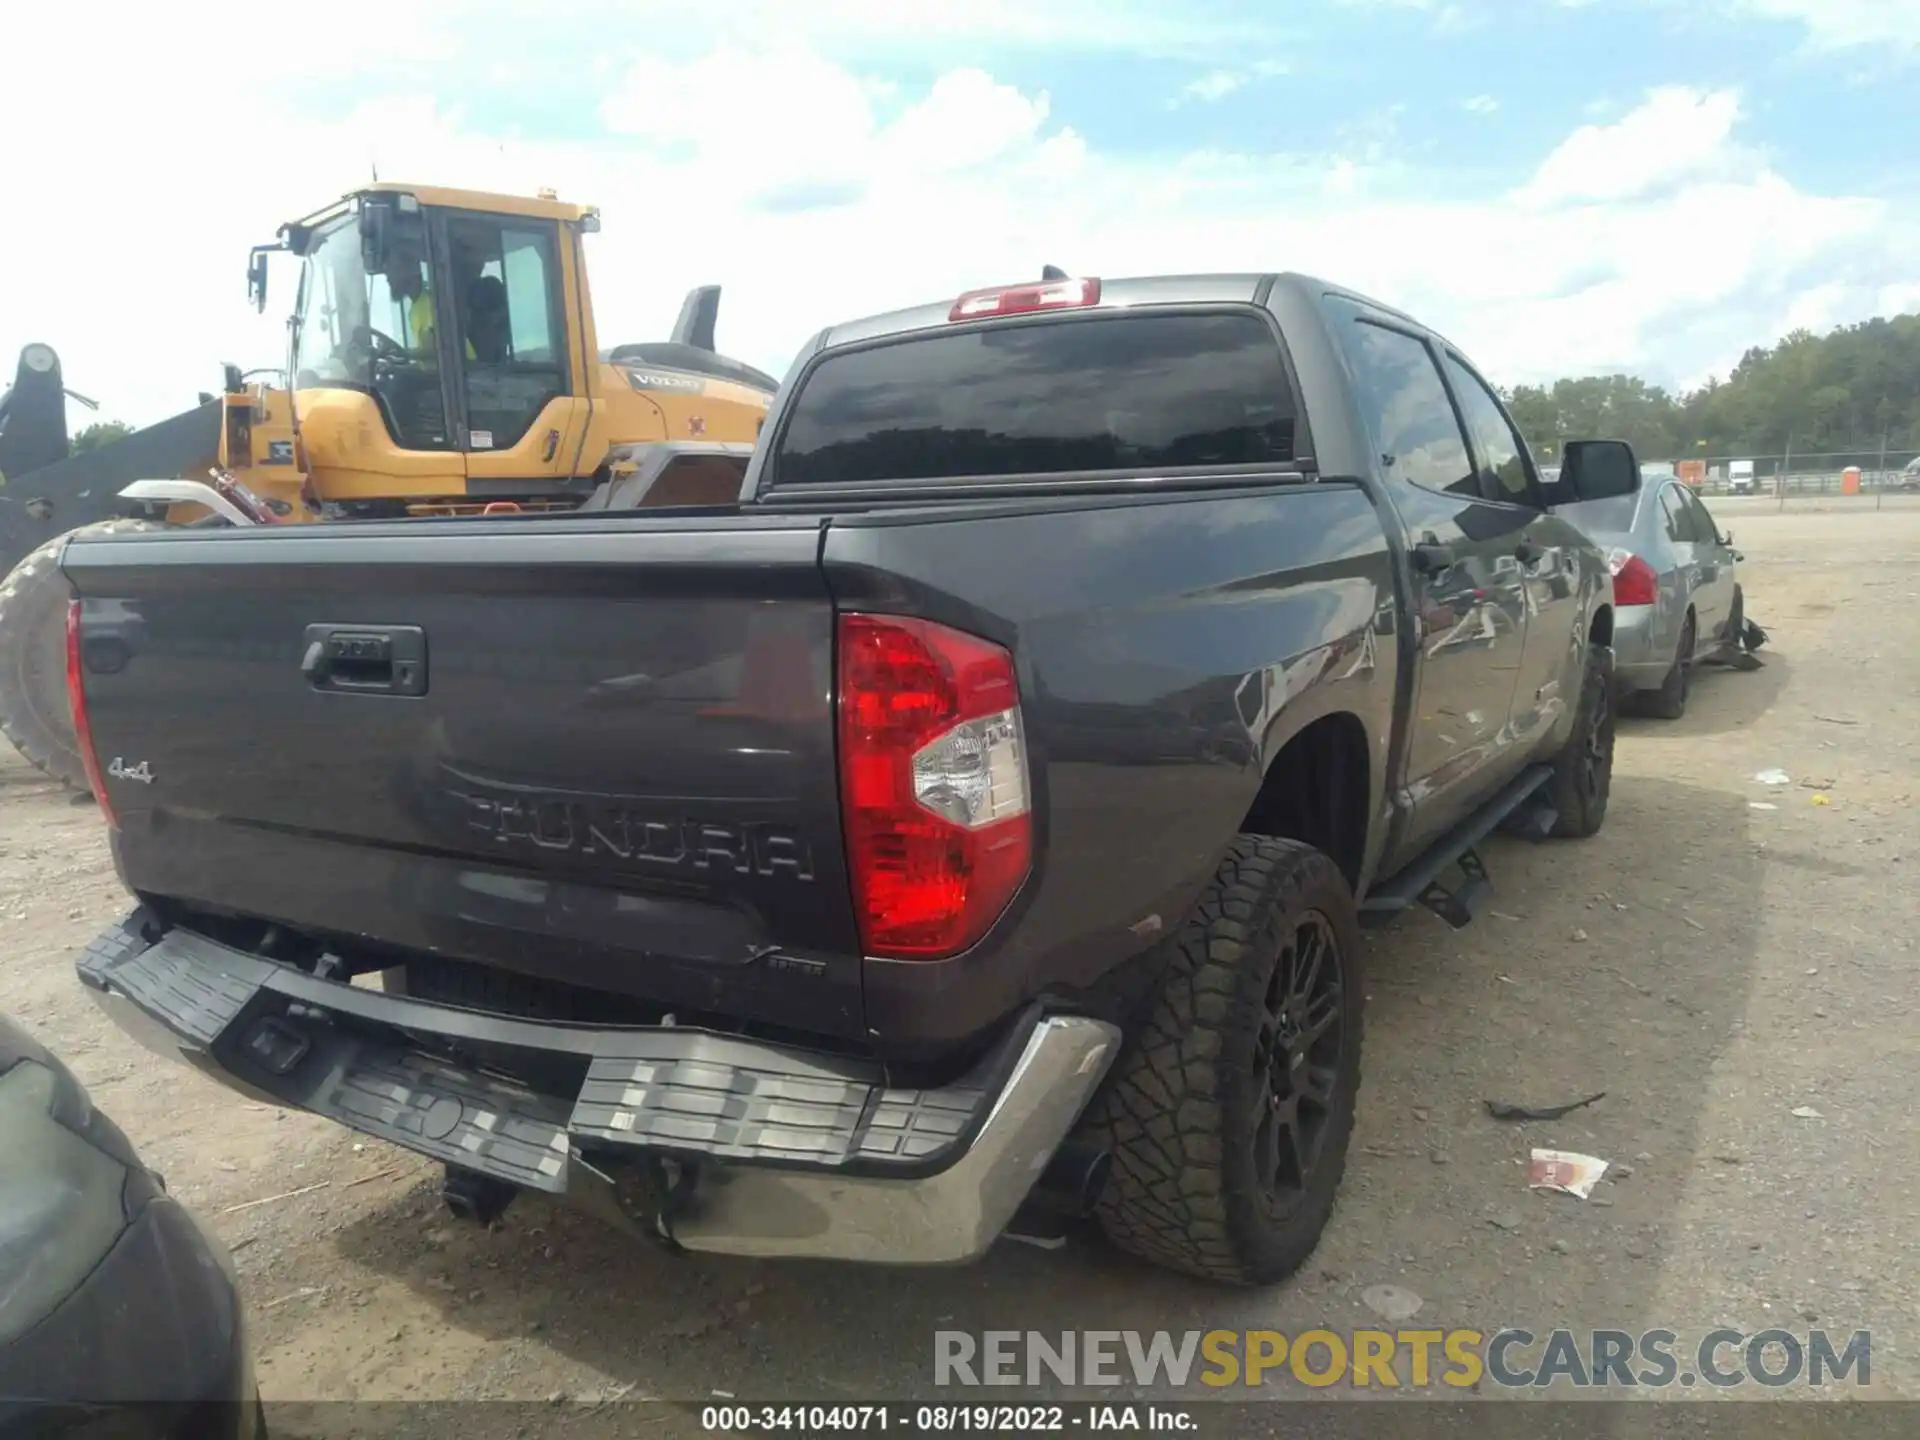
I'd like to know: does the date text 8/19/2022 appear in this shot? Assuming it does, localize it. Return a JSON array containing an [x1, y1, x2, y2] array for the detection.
[[699, 1404, 1199, 1432]]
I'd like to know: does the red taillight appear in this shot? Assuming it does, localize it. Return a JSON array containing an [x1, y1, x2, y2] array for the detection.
[[1607, 549, 1658, 607], [948, 276, 1100, 322], [65, 600, 117, 827], [837, 614, 1032, 960]]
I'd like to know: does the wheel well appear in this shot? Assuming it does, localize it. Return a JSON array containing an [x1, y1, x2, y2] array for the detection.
[[1238, 713, 1369, 890], [1588, 605, 1613, 647]]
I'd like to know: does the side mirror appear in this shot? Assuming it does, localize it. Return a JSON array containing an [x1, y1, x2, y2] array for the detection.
[[246, 247, 273, 313], [1560, 439, 1640, 501]]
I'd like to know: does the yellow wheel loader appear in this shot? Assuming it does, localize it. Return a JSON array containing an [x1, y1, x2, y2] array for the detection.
[[0, 183, 774, 789]]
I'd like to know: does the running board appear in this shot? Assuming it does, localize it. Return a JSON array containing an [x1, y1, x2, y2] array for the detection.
[[1361, 764, 1555, 928]]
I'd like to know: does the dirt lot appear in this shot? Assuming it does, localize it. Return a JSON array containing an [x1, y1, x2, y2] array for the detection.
[[3, 503, 1916, 1424]]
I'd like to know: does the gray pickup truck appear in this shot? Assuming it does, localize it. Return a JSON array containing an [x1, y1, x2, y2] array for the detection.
[[65, 272, 1620, 1285]]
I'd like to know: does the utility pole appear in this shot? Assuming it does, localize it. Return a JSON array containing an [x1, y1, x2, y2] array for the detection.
[[1878, 431, 1888, 513], [1778, 435, 1792, 512]]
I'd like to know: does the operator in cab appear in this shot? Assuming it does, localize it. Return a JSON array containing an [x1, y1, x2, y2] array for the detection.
[[390, 261, 439, 354], [391, 256, 477, 361]]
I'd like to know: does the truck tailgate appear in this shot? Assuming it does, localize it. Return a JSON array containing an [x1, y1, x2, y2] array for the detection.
[[63, 520, 865, 1041]]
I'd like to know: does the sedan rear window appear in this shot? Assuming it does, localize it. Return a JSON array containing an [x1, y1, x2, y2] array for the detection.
[[771, 312, 1298, 486]]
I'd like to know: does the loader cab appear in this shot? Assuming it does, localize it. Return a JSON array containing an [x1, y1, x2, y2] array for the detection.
[[283, 184, 600, 502]]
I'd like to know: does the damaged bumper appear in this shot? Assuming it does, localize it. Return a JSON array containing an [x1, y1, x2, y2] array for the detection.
[[75, 912, 1119, 1266]]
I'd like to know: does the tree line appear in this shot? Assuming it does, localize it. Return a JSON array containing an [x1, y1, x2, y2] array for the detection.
[[1501, 310, 1920, 465]]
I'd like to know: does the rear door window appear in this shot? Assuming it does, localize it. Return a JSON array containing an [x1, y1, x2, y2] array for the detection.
[[1331, 311, 1476, 497], [771, 312, 1298, 486], [1679, 487, 1721, 545], [1658, 485, 1694, 544]]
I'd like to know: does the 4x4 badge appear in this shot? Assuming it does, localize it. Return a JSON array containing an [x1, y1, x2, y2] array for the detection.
[[107, 757, 154, 785]]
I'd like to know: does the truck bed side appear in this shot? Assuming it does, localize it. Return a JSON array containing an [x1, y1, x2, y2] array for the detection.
[[818, 484, 1395, 1049]]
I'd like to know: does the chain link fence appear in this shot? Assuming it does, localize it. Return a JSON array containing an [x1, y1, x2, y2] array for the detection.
[[1643, 449, 1920, 504]]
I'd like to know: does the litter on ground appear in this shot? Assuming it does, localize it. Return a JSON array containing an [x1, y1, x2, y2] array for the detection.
[[1529, 1149, 1610, 1200], [1485, 1092, 1606, 1122]]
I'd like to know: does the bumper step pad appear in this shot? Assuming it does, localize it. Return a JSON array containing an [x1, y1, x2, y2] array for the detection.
[[571, 1049, 988, 1166], [77, 915, 1002, 1190], [324, 1050, 571, 1194], [78, 916, 265, 1048]]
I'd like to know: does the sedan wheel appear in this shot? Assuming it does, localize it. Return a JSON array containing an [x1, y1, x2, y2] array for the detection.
[[1640, 613, 1694, 720]]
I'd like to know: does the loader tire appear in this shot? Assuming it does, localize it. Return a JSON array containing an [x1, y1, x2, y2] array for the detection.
[[1084, 835, 1363, 1286], [0, 519, 164, 789]]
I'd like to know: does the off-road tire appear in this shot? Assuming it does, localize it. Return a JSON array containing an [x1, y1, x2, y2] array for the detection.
[[1084, 836, 1363, 1285], [1542, 642, 1615, 838], [1639, 611, 1694, 720], [0, 519, 164, 789]]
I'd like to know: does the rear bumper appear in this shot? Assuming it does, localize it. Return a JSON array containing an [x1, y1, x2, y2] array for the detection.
[[75, 912, 1119, 1266], [1611, 603, 1668, 690]]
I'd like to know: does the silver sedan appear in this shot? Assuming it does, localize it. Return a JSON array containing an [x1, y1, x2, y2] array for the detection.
[[1557, 478, 1746, 718]]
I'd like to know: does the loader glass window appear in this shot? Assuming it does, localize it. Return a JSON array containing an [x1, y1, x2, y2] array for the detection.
[[290, 215, 450, 450], [445, 217, 567, 452]]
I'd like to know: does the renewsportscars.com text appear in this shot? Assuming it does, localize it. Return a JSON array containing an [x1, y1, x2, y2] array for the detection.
[[933, 1328, 1870, 1390]]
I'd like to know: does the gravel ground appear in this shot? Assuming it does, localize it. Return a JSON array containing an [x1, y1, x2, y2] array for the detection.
[[2, 503, 1915, 1433]]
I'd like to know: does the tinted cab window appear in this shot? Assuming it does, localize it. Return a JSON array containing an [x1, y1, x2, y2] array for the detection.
[[1679, 487, 1723, 546], [1441, 353, 1536, 505], [1335, 318, 1476, 496], [1658, 486, 1697, 544], [772, 312, 1298, 485]]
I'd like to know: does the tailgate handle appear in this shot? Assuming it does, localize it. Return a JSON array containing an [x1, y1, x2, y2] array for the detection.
[[301, 624, 428, 697]]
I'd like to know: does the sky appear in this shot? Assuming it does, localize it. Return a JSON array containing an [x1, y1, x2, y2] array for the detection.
[[4, 0, 1917, 428]]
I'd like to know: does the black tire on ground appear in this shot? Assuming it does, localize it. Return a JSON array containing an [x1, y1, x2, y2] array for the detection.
[[0, 519, 165, 789], [1542, 642, 1615, 839], [1639, 611, 1694, 720], [1085, 835, 1363, 1286]]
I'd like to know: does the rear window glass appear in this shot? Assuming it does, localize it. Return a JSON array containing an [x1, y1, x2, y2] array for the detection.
[[772, 312, 1298, 486]]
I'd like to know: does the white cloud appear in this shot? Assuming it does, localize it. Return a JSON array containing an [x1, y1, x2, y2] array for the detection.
[[534, 0, 1285, 62], [1515, 87, 1745, 207], [883, 70, 1056, 175], [1568, 0, 1920, 53], [1878, 281, 1920, 316], [1169, 60, 1289, 107], [1177, 70, 1250, 104], [1338, 0, 1487, 31], [1463, 94, 1501, 114], [0, 14, 1908, 434], [1718, 0, 1920, 51], [1432, 4, 1486, 34]]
